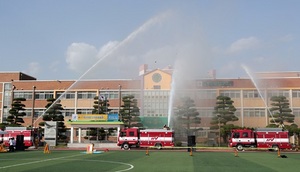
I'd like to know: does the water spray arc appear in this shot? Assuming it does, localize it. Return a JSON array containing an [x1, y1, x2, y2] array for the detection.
[[241, 64, 277, 125], [33, 11, 173, 126], [167, 59, 181, 128], [167, 79, 175, 127]]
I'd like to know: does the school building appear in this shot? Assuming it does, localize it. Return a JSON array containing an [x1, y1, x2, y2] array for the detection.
[[1, 65, 300, 140]]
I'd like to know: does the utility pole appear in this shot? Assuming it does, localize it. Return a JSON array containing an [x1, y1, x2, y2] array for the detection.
[[118, 84, 122, 121], [31, 86, 36, 129], [31, 86, 36, 143], [11, 85, 15, 107], [98, 94, 100, 114]]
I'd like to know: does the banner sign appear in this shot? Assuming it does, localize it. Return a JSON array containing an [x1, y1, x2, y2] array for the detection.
[[108, 113, 119, 122], [79, 114, 107, 121], [71, 113, 119, 122]]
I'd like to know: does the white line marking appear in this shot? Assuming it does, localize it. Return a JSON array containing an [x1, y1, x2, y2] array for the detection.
[[65, 159, 134, 172], [0, 154, 82, 169], [0, 154, 134, 172]]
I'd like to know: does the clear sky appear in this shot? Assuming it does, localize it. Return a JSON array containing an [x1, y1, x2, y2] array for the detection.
[[1, 0, 300, 80]]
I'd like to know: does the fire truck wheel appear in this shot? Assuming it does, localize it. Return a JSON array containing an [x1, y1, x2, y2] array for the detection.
[[122, 143, 130, 150], [236, 144, 243, 151], [155, 143, 162, 150]]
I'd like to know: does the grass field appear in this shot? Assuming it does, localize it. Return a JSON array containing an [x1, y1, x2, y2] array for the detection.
[[0, 149, 300, 172]]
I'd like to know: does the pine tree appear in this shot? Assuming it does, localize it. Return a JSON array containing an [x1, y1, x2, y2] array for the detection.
[[92, 96, 110, 114], [211, 95, 238, 144], [119, 95, 142, 128], [40, 98, 66, 142], [7, 98, 27, 126], [269, 96, 295, 128], [175, 96, 201, 135], [211, 96, 238, 126]]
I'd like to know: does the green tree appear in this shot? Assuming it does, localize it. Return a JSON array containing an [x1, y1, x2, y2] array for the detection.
[[92, 95, 111, 114], [6, 98, 27, 126], [40, 98, 66, 142], [175, 96, 201, 135], [119, 95, 142, 128], [269, 96, 295, 128], [211, 95, 238, 144], [0, 123, 7, 130], [284, 123, 300, 136], [87, 95, 111, 141]]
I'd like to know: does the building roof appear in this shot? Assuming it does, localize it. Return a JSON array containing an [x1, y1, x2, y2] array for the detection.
[[0, 72, 36, 82]]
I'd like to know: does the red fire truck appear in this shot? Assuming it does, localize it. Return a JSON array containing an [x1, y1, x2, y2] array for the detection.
[[229, 128, 292, 151], [2, 127, 33, 149], [117, 127, 175, 150]]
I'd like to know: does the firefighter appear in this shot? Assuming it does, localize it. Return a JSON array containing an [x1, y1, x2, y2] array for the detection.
[[163, 124, 170, 130], [0, 141, 7, 152], [9, 137, 15, 152], [34, 136, 40, 149]]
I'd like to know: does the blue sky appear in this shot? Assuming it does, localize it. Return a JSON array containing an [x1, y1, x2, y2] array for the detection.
[[1, 0, 300, 80]]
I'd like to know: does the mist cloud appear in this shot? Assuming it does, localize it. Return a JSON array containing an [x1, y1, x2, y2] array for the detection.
[[228, 37, 261, 54]]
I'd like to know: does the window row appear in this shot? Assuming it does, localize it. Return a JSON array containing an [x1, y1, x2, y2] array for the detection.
[[13, 90, 300, 101], [16, 107, 300, 118], [23, 108, 94, 117], [13, 91, 141, 100], [243, 108, 266, 117], [14, 92, 54, 100]]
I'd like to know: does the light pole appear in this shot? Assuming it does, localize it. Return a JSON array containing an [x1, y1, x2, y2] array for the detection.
[[105, 88, 109, 114], [11, 85, 16, 106], [31, 86, 36, 129], [98, 91, 100, 114], [31, 86, 36, 144], [218, 118, 221, 147], [118, 84, 122, 121]]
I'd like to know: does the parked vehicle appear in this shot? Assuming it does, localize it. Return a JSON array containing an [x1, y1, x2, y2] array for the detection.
[[117, 127, 174, 150], [2, 127, 33, 149], [229, 128, 292, 151]]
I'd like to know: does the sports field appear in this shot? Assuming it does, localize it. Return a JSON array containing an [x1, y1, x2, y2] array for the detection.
[[0, 149, 299, 172]]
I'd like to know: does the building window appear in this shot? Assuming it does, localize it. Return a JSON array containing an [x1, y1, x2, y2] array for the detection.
[[77, 109, 93, 114], [63, 109, 75, 117], [35, 92, 54, 100], [292, 109, 300, 117], [14, 92, 33, 99], [220, 90, 240, 98], [153, 85, 161, 89], [23, 109, 45, 117], [99, 91, 119, 99], [196, 90, 217, 99], [244, 108, 265, 117], [56, 91, 75, 99], [78, 91, 96, 99], [198, 109, 214, 117], [143, 90, 169, 117], [292, 90, 300, 98], [243, 90, 261, 98], [268, 90, 289, 98]]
